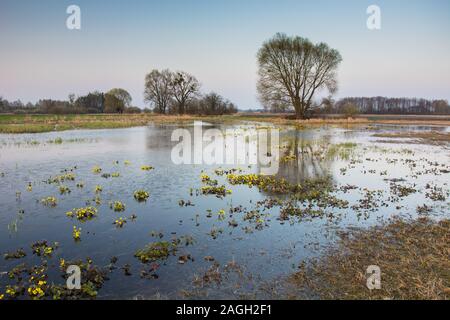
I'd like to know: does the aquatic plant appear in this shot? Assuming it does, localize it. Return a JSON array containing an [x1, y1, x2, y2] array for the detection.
[[133, 190, 149, 202], [72, 226, 81, 241], [59, 185, 71, 195], [4, 248, 26, 260], [218, 209, 226, 221], [49, 137, 63, 144], [111, 172, 120, 177], [200, 173, 211, 182], [134, 241, 176, 263], [54, 258, 109, 299], [31, 240, 58, 257], [110, 201, 126, 212], [92, 166, 102, 174], [41, 196, 57, 207], [27, 281, 46, 300], [200, 185, 231, 198], [208, 227, 223, 240], [66, 206, 98, 221], [114, 217, 127, 228], [47, 173, 75, 184]]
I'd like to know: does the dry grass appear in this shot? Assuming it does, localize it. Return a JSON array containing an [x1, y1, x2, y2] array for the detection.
[[0, 114, 206, 133], [289, 217, 450, 300], [1, 113, 449, 134]]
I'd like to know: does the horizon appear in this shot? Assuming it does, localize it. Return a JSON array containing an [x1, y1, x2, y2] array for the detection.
[[1, 0, 450, 109]]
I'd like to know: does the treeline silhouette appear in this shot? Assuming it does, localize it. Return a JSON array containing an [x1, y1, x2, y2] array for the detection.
[[0, 90, 238, 115], [0, 91, 141, 115], [0, 69, 238, 115], [332, 97, 450, 115]]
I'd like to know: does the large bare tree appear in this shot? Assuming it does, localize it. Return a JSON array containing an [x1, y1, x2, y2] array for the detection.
[[171, 71, 200, 114], [144, 69, 173, 114], [257, 33, 342, 119]]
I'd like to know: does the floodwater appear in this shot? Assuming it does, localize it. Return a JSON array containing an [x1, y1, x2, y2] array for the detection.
[[0, 122, 449, 299]]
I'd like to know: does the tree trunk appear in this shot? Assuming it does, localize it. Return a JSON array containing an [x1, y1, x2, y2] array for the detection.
[[293, 100, 306, 119]]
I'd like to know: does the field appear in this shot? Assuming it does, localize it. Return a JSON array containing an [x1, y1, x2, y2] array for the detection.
[[1, 113, 450, 134]]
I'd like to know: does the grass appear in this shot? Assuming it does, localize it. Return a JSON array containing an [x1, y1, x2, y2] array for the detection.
[[289, 217, 450, 300], [0, 114, 205, 133], [1, 113, 449, 134], [373, 131, 450, 145]]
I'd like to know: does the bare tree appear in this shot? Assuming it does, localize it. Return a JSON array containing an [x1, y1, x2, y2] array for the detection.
[[144, 69, 173, 114], [171, 71, 200, 114], [257, 33, 342, 119]]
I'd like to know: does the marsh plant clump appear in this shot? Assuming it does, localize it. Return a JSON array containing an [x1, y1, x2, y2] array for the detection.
[[59, 185, 71, 195], [4, 248, 27, 260], [47, 173, 75, 184], [91, 166, 102, 174], [110, 201, 126, 212], [113, 217, 127, 228], [41, 196, 58, 207], [31, 241, 58, 257], [133, 190, 150, 202], [72, 226, 81, 241], [200, 185, 231, 198], [134, 241, 176, 263], [66, 206, 98, 221]]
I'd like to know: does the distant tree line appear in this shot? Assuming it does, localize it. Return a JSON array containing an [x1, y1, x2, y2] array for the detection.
[[324, 97, 450, 115], [143, 69, 237, 115], [0, 70, 238, 115], [0, 89, 141, 115], [261, 95, 450, 116]]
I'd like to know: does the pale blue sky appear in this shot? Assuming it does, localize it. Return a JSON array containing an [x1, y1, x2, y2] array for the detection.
[[1, 0, 449, 108]]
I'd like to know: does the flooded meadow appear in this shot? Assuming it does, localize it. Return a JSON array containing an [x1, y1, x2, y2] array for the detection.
[[0, 122, 449, 299]]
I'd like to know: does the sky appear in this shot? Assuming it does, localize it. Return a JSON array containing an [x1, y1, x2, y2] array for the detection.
[[1, 0, 449, 109]]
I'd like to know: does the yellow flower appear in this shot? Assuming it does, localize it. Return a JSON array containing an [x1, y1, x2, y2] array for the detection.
[[72, 226, 81, 241], [44, 247, 53, 255], [5, 287, 15, 296], [92, 166, 102, 173]]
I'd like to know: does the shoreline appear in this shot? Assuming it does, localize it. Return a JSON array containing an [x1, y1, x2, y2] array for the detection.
[[0, 113, 449, 134]]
